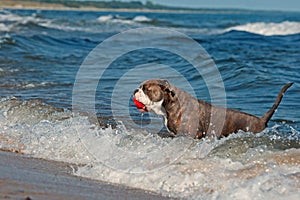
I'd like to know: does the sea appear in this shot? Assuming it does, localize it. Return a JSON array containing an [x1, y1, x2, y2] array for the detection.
[[0, 8, 300, 199]]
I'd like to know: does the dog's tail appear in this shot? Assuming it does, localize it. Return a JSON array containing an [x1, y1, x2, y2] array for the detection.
[[261, 83, 293, 125]]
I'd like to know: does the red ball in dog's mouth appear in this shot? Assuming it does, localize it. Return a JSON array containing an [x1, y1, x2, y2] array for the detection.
[[132, 98, 148, 112]]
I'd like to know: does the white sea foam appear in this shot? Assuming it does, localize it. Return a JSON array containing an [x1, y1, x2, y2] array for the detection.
[[0, 11, 86, 32], [0, 81, 60, 89], [0, 98, 299, 199], [0, 11, 24, 22], [0, 11, 52, 32], [97, 14, 113, 22], [39, 21, 95, 32], [227, 21, 300, 36], [0, 66, 18, 75], [0, 12, 42, 25], [97, 14, 139, 25], [0, 11, 117, 33], [0, 23, 11, 32], [133, 15, 152, 22]]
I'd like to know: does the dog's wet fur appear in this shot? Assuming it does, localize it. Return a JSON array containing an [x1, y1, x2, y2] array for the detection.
[[134, 79, 293, 139]]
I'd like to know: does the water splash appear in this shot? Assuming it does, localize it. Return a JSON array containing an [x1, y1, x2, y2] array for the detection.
[[0, 98, 299, 199]]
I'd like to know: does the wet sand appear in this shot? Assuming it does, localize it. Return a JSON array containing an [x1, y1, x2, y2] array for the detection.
[[0, 150, 171, 200]]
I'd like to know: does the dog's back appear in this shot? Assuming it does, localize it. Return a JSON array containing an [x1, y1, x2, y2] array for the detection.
[[198, 83, 293, 138]]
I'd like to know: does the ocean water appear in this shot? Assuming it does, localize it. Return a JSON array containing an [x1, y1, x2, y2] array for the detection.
[[0, 8, 300, 199]]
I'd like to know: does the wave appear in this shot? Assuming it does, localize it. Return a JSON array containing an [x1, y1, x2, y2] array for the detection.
[[0, 67, 19, 77], [97, 14, 114, 22], [4, 82, 61, 89], [0, 11, 221, 35], [97, 14, 153, 24], [0, 10, 146, 34], [0, 23, 12, 32], [97, 14, 134, 24], [133, 15, 152, 22], [0, 10, 91, 33], [0, 11, 153, 33], [0, 97, 299, 199], [0, 10, 29, 22], [0, 10, 51, 32], [226, 21, 300, 36]]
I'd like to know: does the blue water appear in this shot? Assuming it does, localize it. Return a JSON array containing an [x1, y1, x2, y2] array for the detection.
[[1, 9, 299, 128], [1, 8, 300, 199]]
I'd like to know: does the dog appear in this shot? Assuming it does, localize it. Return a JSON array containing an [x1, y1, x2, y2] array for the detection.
[[133, 79, 293, 139]]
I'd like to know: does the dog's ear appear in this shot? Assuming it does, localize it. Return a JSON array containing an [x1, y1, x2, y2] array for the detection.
[[158, 79, 176, 97], [165, 88, 176, 97], [158, 79, 170, 88]]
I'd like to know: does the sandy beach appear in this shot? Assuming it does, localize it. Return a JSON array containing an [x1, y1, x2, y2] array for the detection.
[[0, 150, 171, 200]]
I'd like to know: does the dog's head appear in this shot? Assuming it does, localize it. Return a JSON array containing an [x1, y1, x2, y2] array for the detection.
[[133, 79, 175, 114]]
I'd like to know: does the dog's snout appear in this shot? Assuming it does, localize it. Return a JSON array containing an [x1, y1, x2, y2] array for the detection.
[[134, 89, 139, 95]]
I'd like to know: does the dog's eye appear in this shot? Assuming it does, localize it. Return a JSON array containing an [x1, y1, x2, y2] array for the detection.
[[141, 85, 149, 91]]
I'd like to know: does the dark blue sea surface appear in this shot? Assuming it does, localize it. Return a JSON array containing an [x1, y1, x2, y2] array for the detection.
[[1, 8, 300, 199]]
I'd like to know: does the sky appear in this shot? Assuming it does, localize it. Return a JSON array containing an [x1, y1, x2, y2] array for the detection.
[[96, 0, 300, 12]]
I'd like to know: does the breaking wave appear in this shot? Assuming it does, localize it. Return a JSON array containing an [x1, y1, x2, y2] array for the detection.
[[226, 21, 300, 36], [0, 10, 154, 33], [0, 10, 96, 33], [0, 97, 299, 199], [97, 14, 153, 24], [133, 15, 152, 22], [0, 10, 48, 32]]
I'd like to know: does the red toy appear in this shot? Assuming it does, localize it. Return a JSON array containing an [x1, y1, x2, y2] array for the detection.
[[133, 98, 148, 112]]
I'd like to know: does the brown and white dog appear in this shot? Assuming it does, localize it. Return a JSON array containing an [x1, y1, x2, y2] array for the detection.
[[133, 79, 293, 139]]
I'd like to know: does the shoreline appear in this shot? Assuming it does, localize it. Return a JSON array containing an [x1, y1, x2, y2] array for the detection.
[[0, 1, 192, 13], [0, 0, 299, 14], [0, 1, 280, 14], [0, 150, 171, 200]]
